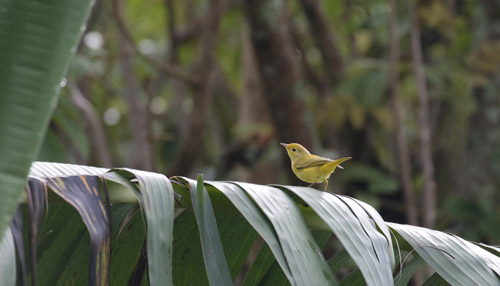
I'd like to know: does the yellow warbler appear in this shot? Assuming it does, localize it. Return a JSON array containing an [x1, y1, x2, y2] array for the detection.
[[280, 143, 351, 191]]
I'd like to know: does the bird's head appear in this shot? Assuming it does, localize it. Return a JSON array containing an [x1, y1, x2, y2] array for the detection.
[[280, 143, 310, 160]]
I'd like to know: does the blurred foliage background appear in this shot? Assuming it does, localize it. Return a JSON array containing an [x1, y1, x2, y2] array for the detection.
[[40, 0, 500, 245]]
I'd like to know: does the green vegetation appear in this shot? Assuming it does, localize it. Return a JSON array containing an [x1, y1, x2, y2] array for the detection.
[[1, 0, 500, 285]]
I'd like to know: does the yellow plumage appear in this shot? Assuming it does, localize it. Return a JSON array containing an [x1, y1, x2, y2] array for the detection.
[[280, 143, 351, 191]]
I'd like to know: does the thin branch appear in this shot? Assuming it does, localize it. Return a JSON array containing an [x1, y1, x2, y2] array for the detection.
[[409, 0, 437, 229], [70, 83, 113, 168], [389, 0, 418, 226], [110, 0, 199, 85]]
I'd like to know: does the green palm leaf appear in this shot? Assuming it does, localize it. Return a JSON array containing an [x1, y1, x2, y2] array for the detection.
[[232, 183, 337, 286], [206, 181, 294, 283], [276, 186, 394, 286], [394, 255, 424, 286], [29, 162, 176, 285], [389, 222, 500, 285], [106, 169, 175, 285], [31, 204, 89, 285], [0, 228, 16, 285], [177, 176, 233, 286], [0, 0, 94, 236], [2, 161, 498, 286], [45, 176, 111, 285]]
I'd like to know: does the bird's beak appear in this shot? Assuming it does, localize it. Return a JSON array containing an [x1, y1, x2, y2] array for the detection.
[[280, 143, 288, 148]]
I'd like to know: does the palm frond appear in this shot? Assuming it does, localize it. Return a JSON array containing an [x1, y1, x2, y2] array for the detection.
[[3, 161, 499, 286]]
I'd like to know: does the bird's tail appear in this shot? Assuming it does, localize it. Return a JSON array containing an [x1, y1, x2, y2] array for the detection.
[[321, 157, 352, 173]]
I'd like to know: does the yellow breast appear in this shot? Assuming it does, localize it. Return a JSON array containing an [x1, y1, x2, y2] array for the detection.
[[292, 163, 331, 183], [292, 166, 330, 183]]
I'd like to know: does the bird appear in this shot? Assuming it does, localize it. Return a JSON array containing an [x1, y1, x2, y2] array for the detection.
[[280, 143, 351, 191]]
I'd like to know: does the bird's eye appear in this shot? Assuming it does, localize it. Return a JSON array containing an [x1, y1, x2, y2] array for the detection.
[[292, 148, 296, 152]]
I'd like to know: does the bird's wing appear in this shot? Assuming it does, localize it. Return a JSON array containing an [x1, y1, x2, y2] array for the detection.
[[295, 156, 346, 170], [295, 157, 332, 170]]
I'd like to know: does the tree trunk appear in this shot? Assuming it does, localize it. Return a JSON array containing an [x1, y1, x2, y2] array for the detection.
[[169, 0, 225, 176], [242, 0, 313, 148], [409, 0, 437, 229], [243, 0, 314, 184], [115, 0, 153, 171], [234, 23, 276, 184], [388, 0, 418, 226], [298, 0, 344, 85]]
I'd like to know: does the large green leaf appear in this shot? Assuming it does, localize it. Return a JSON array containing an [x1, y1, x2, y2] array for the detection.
[[0, 228, 16, 285], [214, 211, 258, 280], [232, 183, 337, 286], [339, 269, 365, 286], [10, 207, 27, 285], [171, 209, 257, 285], [30, 164, 112, 285], [258, 261, 291, 286], [33, 204, 89, 285], [30, 161, 107, 177], [255, 231, 331, 286], [206, 182, 294, 283], [31, 204, 146, 285], [108, 205, 146, 285], [422, 272, 450, 286], [394, 255, 424, 286], [388, 223, 500, 285], [44, 176, 111, 286], [277, 186, 394, 286], [29, 162, 175, 285], [327, 248, 353, 273], [106, 169, 175, 286], [20, 161, 500, 286], [171, 209, 209, 285], [0, 0, 94, 236], [242, 242, 282, 286], [178, 177, 233, 286], [26, 178, 47, 286]]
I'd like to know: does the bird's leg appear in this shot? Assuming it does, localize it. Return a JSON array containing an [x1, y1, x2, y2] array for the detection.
[[308, 183, 315, 188], [323, 180, 328, 191]]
